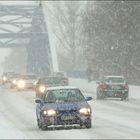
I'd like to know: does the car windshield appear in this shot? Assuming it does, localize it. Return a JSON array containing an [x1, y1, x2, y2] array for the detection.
[[40, 77, 60, 84], [44, 89, 85, 103], [53, 72, 66, 77], [20, 75, 36, 80], [106, 77, 125, 83]]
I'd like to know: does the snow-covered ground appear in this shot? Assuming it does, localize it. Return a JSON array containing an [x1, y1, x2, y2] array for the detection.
[[0, 78, 140, 139]]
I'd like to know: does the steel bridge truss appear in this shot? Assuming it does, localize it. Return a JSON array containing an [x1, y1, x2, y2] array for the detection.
[[0, 4, 52, 75]]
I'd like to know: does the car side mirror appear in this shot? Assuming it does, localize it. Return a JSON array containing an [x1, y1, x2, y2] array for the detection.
[[35, 99, 41, 103], [85, 96, 93, 101]]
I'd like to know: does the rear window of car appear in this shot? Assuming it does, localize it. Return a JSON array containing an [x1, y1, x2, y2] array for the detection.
[[52, 72, 67, 77], [105, 77, 125, 83]]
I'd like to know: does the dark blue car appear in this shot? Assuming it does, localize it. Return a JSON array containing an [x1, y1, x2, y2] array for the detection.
[[35, 86, 92, 130]]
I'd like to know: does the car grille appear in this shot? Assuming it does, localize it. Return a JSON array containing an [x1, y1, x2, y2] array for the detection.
[[59, 110, 78, 114], [58, 110, 77, 121]]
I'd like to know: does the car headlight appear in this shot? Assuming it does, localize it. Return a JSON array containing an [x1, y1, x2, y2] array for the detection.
[[79, 108, 91, 115], [39, 85, 46, 93], [3, 76, 7, 81], [17, 80, 25, 88], [43, 109, 56, 116], [12, 80, 17, 84]]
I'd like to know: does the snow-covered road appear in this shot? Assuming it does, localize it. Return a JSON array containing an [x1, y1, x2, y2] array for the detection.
[[0, 79, 140, 139]]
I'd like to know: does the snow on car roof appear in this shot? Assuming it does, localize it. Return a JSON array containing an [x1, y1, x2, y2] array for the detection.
[[105, 75, 124, 78], [47, 86, 79, 91]]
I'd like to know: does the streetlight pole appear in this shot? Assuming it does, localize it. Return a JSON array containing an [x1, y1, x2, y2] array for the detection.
[[39, 0, 42, 7]]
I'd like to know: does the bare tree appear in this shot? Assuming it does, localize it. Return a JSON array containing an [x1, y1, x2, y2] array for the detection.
[[83, 1, 140, 84], [44, 1, 87, 72]]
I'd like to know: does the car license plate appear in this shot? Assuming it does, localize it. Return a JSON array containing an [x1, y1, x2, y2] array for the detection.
[[111, 85, 121, 90], [61, 115, 75, 121]]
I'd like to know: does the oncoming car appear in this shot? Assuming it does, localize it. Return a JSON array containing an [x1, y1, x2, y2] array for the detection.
[[35, 76, 67, 98], [16, 73, 37, 91], [51, 71, 69, 86], [35, 86, 92, 130], [10, 73, 21, 88], [96, 76, 129, 100], [1, 72, 15, 85]]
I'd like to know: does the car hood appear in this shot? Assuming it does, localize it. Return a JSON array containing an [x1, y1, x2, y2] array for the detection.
[[22, 79, 36, 83], [42, 101, 90, 111]]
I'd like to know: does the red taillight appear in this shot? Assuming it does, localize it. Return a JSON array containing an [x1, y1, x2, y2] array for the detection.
[[100, 83, 108, 90], [124, 83, 129, 90]]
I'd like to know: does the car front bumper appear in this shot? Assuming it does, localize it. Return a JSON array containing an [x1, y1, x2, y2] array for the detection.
[[42, 113, 91, 127]]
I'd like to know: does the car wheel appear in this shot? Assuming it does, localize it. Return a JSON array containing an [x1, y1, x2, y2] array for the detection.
[[97, 90, 101, 100], [39, 114, 48, 130], [37, 119, 42, 128], [126, 93, 129, 101], [85, 119, 92, 128], [100, 92, 104, 100], [121, 96, 126, 101], [41, 124, 48, 130]]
